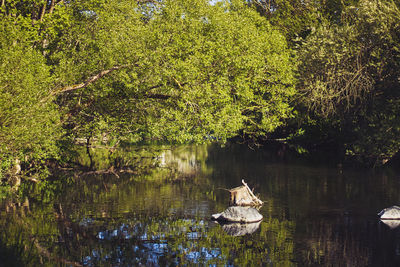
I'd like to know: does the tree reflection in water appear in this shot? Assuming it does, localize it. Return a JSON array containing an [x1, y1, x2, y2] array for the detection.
[[217, 221, 262, 236], [1, 144, 400, 265]]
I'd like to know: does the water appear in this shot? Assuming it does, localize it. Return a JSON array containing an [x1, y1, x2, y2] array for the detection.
[[1, 143, 400, 266]]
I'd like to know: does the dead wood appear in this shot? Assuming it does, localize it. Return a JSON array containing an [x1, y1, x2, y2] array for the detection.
[[228, 179, 263, 206]]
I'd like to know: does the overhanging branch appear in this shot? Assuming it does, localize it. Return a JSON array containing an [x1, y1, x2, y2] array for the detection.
[[143, 93, 171, 99], [50, 65, 130, 96], [46, 64, 180, 102]]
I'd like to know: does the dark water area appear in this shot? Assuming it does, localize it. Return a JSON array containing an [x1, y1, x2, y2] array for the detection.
[[1, 144, 400, 266]]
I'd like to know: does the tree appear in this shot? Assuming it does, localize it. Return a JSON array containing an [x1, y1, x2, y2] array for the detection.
[[1, 0, 297, 178], [55, 0, 296, 144], [295, 0, 400, 165], [246, 0, 359, 42], [0, 20, 63, 176]]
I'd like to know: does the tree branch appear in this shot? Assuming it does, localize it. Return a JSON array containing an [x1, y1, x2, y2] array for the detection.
[[47, 64, 175, 102], [50, 65, 130, 96], [39, 3, 46, 21], [143, 93, 171, 99], [49, 0, 56, 14]]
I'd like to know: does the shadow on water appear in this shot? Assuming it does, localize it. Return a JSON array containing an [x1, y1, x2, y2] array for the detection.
[[1, 143, 400, 266]]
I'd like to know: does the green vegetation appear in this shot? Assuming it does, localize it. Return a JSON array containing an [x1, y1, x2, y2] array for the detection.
[[1, 0, 295, 182], [1, 0, 400, 184], [295, 0, 400, 165], [0, 21, 62, 176]]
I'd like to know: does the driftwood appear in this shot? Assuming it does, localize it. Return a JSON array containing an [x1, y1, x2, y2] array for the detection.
[[228, 179, 263, 206]]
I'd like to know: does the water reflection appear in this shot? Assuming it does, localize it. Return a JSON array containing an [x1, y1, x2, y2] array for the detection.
[[0, 143, 400, 265], [381, 220, 400, 229], [216, 221, 262, 236]]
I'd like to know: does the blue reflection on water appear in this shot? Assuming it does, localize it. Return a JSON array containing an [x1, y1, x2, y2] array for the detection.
[[83, 219, 223, 266], [185, 247, 222, 263], [97, 223, 142, 240]]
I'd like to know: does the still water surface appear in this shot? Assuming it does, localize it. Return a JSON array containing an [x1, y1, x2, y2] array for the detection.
[[1, 144, 400, 266]]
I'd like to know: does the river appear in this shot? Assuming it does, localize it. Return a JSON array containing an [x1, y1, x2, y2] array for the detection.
[[0, 143, 399, 266]]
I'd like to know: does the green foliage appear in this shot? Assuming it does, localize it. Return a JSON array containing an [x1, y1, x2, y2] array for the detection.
[[247, 0, 360, 42], [295, 0, 400, 164], [57, 0, 296, 144], [261, 0, 322, 40], [0, 20, 63, 175], [297, 22, 373, 117], [2, 0, 400, 178], [0, 0, 296, 178]]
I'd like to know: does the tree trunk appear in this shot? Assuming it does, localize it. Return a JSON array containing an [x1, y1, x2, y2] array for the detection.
[[86, 136, 94, 170]]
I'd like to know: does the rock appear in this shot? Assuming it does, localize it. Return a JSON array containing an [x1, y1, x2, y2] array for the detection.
[[211, 206, 263, 223], [378, 206, 400, 219]]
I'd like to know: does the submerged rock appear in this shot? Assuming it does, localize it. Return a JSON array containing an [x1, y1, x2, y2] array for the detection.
[[211, 206, 263, 223], [378, 206, 400, 220], [219, 221, 261, 236]]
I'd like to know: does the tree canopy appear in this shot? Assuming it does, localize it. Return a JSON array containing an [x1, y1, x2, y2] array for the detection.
[[296, 0, 400, 165], [56, 0, 296, 144], [1, 0, 400, 180], [0, 0, 296, 178]]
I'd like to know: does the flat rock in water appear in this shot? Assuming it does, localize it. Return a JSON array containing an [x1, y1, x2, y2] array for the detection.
[[211, 206, 263, 223], [379, 206, 400, 220]]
